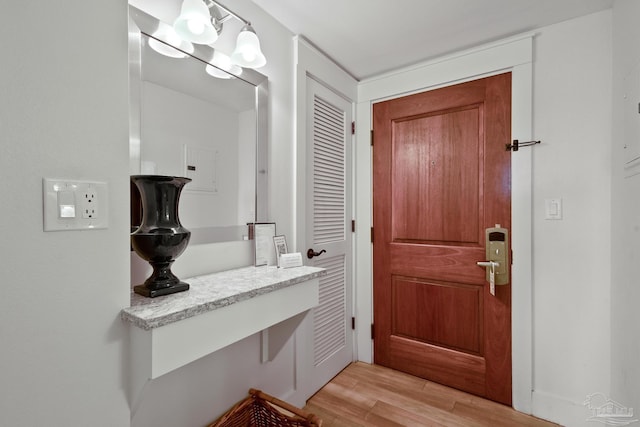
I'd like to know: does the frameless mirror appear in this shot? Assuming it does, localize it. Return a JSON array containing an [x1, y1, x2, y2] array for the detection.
[[128, 6, 268, 244]]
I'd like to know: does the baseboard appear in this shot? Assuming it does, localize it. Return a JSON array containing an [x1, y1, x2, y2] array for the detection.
[[532, 390, 590, 426]]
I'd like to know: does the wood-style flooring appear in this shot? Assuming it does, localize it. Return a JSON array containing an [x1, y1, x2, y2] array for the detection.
[[304, 362, 559, 427]]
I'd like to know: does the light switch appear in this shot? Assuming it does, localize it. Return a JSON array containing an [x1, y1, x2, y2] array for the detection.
[[57, 189, 76, 218], [545, 198, 563, 220], [59, 204, 76, 218]]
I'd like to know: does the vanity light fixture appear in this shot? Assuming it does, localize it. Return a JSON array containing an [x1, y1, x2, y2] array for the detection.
[[231, 24, 266, 69], [173, 0, 219, 44], [173, 0, 267, 69]]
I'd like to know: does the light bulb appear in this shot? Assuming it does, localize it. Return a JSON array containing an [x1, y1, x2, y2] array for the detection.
[[187, 18, 205, 35], [242, 51, 256, 62]]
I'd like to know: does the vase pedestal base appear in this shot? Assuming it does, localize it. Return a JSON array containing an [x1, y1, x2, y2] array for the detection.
[[134, 282, 190, 298]]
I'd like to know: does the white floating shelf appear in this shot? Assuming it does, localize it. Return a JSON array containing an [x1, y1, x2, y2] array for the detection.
[[122, 266, 324, 410]]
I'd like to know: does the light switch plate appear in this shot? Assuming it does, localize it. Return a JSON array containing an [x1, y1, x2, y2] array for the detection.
[[545, 198, 563, 220], [43, 178, 108, 231]]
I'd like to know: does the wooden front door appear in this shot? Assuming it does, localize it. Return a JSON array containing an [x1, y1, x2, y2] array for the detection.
[[372, 73, 512, 405]]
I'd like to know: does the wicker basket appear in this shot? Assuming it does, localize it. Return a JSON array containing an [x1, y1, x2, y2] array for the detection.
[[208, 388, 322, 427]]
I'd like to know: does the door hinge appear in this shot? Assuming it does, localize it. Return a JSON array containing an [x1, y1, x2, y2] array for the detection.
[[351, 220, 355, 233], [371, 324, 375, 340], [370, 130, 374, 146], [370, 227, 374, 243], [351, 121, 355, 135], [351, 317, 355, 330]]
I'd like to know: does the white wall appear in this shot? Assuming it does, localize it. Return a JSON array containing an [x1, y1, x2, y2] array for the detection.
[[132, 330, 299, 426], [611, 0, 640, 416], [530, 11, 613, 426], [0, 2, 131, 426]]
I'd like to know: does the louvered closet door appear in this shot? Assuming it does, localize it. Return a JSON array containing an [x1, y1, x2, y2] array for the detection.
[[306, 78, 353, 393]]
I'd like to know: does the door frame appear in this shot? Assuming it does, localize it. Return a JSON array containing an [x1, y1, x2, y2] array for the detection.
[[355, 33, 535, 413]]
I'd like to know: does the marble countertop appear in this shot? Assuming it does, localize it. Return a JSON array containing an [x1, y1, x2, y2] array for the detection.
[[121, 265, 326, 331]]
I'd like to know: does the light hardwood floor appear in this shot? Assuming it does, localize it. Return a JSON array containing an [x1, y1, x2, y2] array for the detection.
[[304, 362, 559, 427]]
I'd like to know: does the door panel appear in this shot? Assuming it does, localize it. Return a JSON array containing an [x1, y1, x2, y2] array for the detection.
[[392, 107, 481, 244], [392, 278, 482, 354], [373, 73, 512, 405], [313, 254, 347, 366]]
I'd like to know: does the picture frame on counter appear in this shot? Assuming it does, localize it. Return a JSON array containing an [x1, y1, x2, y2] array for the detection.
[[273, 235, 288, 267], [251, 222, 277, 266]]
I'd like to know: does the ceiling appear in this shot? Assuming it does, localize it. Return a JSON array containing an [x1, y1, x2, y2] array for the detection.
[[250, 0, 613, 80]]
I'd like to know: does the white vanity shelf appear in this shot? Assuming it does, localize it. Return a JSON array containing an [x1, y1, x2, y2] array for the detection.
[[121, 265, 325, 408]]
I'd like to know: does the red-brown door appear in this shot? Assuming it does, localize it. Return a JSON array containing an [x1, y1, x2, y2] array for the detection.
[[372, 73, 512, 405]]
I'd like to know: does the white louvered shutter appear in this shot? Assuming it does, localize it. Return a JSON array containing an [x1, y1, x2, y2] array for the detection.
[[313, 95, 346, 245], [311, 93, 348, 366]]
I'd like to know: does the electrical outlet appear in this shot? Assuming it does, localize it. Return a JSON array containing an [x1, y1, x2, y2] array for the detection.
[[81, 186, 98, 219], [43, 179, 108, 231]]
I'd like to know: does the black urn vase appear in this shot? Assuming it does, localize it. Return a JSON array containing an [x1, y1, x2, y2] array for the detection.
[[131, 175, 192, 298]]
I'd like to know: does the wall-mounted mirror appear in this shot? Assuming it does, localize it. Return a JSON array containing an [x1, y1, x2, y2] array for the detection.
[[128, 6, 268, 245]]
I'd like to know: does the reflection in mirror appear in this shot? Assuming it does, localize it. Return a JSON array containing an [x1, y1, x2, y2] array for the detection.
[[139, 34, 256, 242], [129, 6, 268, 245]]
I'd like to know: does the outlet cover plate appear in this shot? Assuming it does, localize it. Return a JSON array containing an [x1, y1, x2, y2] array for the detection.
[[43, 178, 108, 231]]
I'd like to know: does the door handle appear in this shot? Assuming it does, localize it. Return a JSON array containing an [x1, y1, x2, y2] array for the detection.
[[307, 249, 326, 259], [476, 261, 500, 269], [477, 259, 500, 296]]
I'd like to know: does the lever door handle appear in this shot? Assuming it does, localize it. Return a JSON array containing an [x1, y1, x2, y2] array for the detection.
[[307, 249, 326, 259], [476, 261, 500, 268]]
